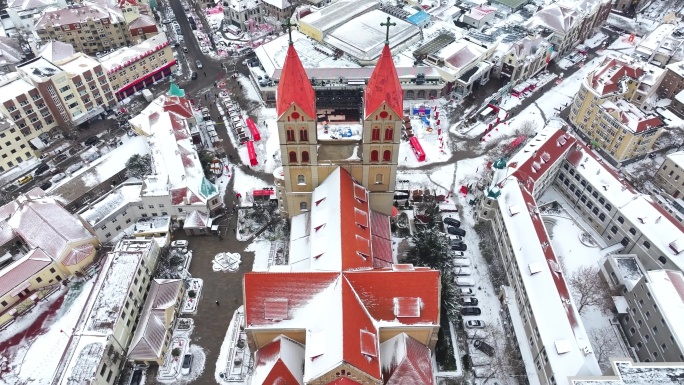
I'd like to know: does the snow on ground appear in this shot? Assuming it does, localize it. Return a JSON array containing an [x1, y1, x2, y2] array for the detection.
[[232, 167, 269, 206], [215, 307, 249, 385], [180, 344, 206, 383], [246, 239, 271, 271], [237, 76, 261, 103], [1, 279, 95, 385], [399, 103, 453, 167], [585, 31, 608, 49], [259, 107, 280, 174]]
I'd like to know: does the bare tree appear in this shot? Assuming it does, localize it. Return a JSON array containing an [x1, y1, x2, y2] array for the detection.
[[513, 120, 538, 138], [476, 324, 527, 385], [589, 326, 624, 373], [568, 265, 613, 315]]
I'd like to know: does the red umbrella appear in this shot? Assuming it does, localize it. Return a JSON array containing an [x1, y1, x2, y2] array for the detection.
[[391, 206, 399, 217]]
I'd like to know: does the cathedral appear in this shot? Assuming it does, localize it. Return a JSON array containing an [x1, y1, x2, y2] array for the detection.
[[273, 36, 403, 217]]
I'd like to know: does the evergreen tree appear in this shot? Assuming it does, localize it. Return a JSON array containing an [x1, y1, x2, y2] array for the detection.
[[125, 154, 152, 179]]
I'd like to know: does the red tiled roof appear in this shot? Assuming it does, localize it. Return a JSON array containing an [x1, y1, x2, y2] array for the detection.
[[383, 334, 435, 385], [328, 379, 364, 385], [0, 249, 53, 298], [252, 337, 303, 385], [591, 57, 644, 96], [341, 277, 380, 379], [364, 44, 403, 118], [277, 44, 316, 120], [371, 235, 393, 267], [370, 210, 390, 240], [511, 129, 576, 192], [163, 96, 193, 119]]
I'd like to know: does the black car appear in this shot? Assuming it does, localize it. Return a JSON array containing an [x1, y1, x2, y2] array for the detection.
[[39, 181, 52, 190], [452, 242, 467, 251], [54, 154, 68, 163], [34, 163, 50, 175], [447, 226, 466, 236], [84, 136, 99, 146], [460, 307, 481, 316], [444, 217, 461, 227]]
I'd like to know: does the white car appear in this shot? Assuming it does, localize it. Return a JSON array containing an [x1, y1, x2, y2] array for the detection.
[[454, 251, 465, 258], [66, 162, 84, 173], [171, 240, 189, 248], [458, 288, 473, 296], [455, 277, 475, 286], [50, 173, 66, 183], [454, 258, 471, 267], [181, 354, 192, 375], [466, 320, 485, 328]]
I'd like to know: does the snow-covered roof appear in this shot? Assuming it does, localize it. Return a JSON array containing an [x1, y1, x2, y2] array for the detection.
[[664, 151, 684, 170], [599, 98, 662, 133], [261, 0, 290, 9], [636, 23, 677, 55], [38, 41, 75, 62], [99, 33, 168, 72], [57, 52, 100, 75], [128, 279, 183, 361], [645, 270, 684, 351], [569, 359, 684, 384], [251, 335, 305, 385], [8, 0, 56, 11], [607, 255, 645, 291], [80, 183, 142, 226], [299, 0, 377, 33], [466, 5, 496, 20], [380, 333, 435, 385], [0, 37, 25, 66], [0, 248, 53, 298], [525, 3, 577, 34], [183, 210, 210, 229], [34, 1, 125, 30], [57, 335, 107, 385], [0, 74, 36, 101], [16, 56, 62, 83]]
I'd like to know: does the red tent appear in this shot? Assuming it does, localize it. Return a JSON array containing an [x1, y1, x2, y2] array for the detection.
[[409, 136, 425, 162], [246, 140, 258, 166], [245, 117, 261, 141]]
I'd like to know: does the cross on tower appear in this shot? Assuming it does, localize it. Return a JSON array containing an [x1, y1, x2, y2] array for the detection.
[[282, 19, 297, 45], [380, 16, 396, 44]]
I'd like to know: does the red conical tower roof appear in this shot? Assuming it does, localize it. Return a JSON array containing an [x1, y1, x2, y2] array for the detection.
[[277, 44, 316, 119], [364, 44, 403, 118]]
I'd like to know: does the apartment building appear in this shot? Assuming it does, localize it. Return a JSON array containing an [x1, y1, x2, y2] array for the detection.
[[478, 127, 602, 385], [601, 255, 684, 363], [654, 152, 684, 199], [79, 182, 145, 242], [570, 359, 684, 384], [0, 115, 36, 173], [0, 37, 25, 73], [657, 61, 684, 100], [34, 3, 131, 55], [634, 23, 683, 68], [498, 35, 551, 85], [260, 0, 295, 21], [568, 55, 665, 165], [224, 0, 262, 32], [0, 0, 67, 35], [54, 237, 160, 385], [0, 192, 99, 328], [100, 33, 176, 100]]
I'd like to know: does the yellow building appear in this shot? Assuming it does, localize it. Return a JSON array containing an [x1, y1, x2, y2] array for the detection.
[[0, 192, 99, 328], [100, 33, 177, 100], [0, 115, 38, 173], [274, 40, 402, 217], [569, 56, 664, 165]]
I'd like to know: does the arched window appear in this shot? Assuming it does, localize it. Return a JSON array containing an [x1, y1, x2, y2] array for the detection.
[[374, 173, 383, 184], [371, 128, 381, 141], [286, 129, 295, 142], [300, 128, 308, 141], [301, 151, 310, 163], [417, 90, 425, 99], [383, 150, 391, 162], [384, 128, 393, 141], [429, 90, 438, 99], [297, 174, 306, 184], [370, 150, 379, 162], [300, 201, 308, 211], [406, 90, 415, 99], [289, 151, 297, 163]]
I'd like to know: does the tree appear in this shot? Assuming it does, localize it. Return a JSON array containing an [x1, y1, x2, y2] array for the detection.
[[405, 228, 454, 272], [568, 265, 613, 315], [589, 326, 624, 373], [513, 120, 538, 138], [125, 154, 152, 179], [476, 324, 527, 385], [198, 150, 215, 177]]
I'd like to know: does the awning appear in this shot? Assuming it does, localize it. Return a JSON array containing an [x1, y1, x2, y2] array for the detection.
[[253, 189, 274, 197], [246, 140, 258, 166], [245, 117, 261, 141], [115, 60, 177, 94], [409, 136, 425, 162], [29, 137, 47, 150]]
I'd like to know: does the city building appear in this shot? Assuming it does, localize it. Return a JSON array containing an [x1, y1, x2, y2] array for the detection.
[[100, 33, 177, 100], [127, 278, 185, 365], [0, 190, 99, 328], [0, 0, 67, 35], [38, 40, 76, 62], [0, 114, 36, 173], [655, 152, 684, 199], [273, 38, 402, 217], [489, 0, 528, 13], [0, 36, 26, 73], [79, 181, 144, 242], [224, 0, 262, 32], [497, 35, 552, 85], [634, 23, 684, 68], [657, 61, 684, 100], [53, 237, 160, 385], [245, 167, 440, 384], [462, 5, 496, 29], [260, 0, 295, 22], [479, 127, 602, 385], [568, 55, 664, 165], [601, 256, 684, 363], [569, 359, 684, 384]]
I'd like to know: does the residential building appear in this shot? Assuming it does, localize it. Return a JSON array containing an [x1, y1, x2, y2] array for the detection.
[[498, 35, 551, 85], [634, 23, 684, 68], [0, 0, 67, 35], [569, 359, 684, 384], [245, 167, 440, 384], [129, 92, 223, 222], [100, 33, 177, 100], [54, 237, 160, 385], [462, 5, 496, 29], [127, 278, 185, 365], [0, 190, 99, 328], [79, 181, 145, 242], [0, 114, 36, 173], [38, 41, 76, 62], [568, 55, 664, 165], [0, 36, 26, 73], [260, 0, 294, 21], [224, 0, 262, 32], [655, 152, 684, 199], [273, 38, 402, 217], [478, 127, 602, 385], [489, 0, 528, 13], [657, 61, 684, 100]]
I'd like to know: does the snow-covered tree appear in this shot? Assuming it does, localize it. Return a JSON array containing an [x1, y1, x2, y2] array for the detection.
[[568, 265, 613, 315], [125, 154, 152, 179], [589, 325, 625, 373]]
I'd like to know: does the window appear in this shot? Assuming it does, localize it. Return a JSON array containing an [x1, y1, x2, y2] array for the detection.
[[299, 128, 308, 141], [618, 216, 624, 224], [1, 300, 6, 307], [301, 151, 309, 164], [598, 213, 606, 221], [297, 174, 305, 185], [658, 256, 667, 265], [383, 150, 391, 162], [100, 364, 107, 376], [289, 151, 297, 163], [286, 129, 295, 142], [624, 315, 630, 322], [629, 227, 636, 235], [643, 241, 651, 249], [49, 268, 56, 273], [36, 277, 42, 283], [630, 327, 635, 335], [611, 226, 618, 234], [300, 201, 308, 211], [598, 197, 605, 204], [653, 326, 658, 333], [371, 128, 380, 141], [375, 173, 383, 184], [384, 128, 393, 141], [645, 311, 651, 319], [370, 150, 379, 162], [645, 334, 650, 340]]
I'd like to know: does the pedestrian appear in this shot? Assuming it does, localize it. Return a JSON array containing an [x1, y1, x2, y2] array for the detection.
[[219, 236, 224, 242], [234, 297, 238, 304], [204, 71, 207, 77], [215, 300, 220, 306], [233, 228, 236, 233], [232, 207, 236, 213]]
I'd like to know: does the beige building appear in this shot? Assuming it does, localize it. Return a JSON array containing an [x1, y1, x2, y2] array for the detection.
[[655, 152, 684, 199], [0, 115, 37, 173], [569, 56, 665, 165], [0, 191, 99, 328], [100, 33, 176, 100], [54, 237, 160, 385], [274, 41, 402, 218]]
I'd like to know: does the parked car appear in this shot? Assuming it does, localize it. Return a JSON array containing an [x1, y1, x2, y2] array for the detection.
[[55, 154, 68, 163], [191, 72, 198, 80], [195, 60, 203, 69], [171, 240, 189, 248], [84, 136, 99, 146], [474, 367, 494, 378], [181, 354, 193, 375], [444, 217, 461, 227], [183, 46, 188, 53], [454, 251, 466, 258], [34, 163, 50, 176], [474, 340, 495, 357], [451, 242, 467, 251], [447, 226, 466, 236], [66, 162, 84, 173], [40, 181, 52, 190], [466, 320, 485, 328], [129, 369, 143, 385], [17, 175, 33, 185], [50, 173, 66, 183], [454, 258, 471, 267], [458, 288, 474, 296], [460, 307, 481, 316], [454, 267, 472, 276], [459, 297, 478, 306], [455, 277, 475, 286]]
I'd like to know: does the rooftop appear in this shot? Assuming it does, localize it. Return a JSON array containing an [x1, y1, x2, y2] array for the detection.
[[16, 56, 62, 83], [570, 359, 684, 384], [99, 33, 169, 72], [79, 183, 142, 226], [0, 75, 36, 101], [646, 270, 684, 351], [38, 41, 75, 62], [599, 98, 663, 133], [34, 2, 124, 30], [56, 52, 101, 75], [57, 335, 107, 385], [665, 151, 684, 170]]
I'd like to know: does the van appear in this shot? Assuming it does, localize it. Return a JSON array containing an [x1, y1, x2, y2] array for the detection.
[[455, 277, 475, 286]]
